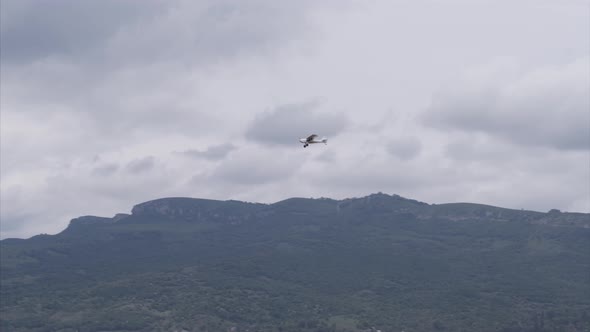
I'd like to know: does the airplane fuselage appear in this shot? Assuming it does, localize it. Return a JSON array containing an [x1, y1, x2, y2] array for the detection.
[[299, 137, 328, 147]]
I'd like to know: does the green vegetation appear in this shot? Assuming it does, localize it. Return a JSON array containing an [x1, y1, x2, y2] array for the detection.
[[1, 193, 589, 331]]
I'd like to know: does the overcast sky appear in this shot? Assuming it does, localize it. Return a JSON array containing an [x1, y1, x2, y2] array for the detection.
[[1, 0, 589, 239]]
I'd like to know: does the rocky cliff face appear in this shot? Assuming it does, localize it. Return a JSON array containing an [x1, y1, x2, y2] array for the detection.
[[131, 197, 219, 217], [128, 197, 267, 225], [64, 193, 589, 232], [70, 216, 115, 225]]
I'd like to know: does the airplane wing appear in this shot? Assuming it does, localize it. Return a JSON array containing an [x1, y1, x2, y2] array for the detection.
[[306, 134, 318, 142]]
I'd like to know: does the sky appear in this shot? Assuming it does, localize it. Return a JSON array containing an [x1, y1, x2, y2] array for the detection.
[[1, 0, 589, 239]]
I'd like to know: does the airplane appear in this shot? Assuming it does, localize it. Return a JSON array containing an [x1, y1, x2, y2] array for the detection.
[[299, 134, 328, 148]]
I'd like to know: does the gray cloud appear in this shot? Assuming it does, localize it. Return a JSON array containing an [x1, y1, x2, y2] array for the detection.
[[0, 216, 26, 234], [125, 156, 155, 174], [444, 134, 523, 163], [182, 143, 236, 161], [386, 137, 422, 160], [209, 148, 304, 185], [0, 1, 159, 64], [423, 58, 590, 151], [92, 163, 119, 176], [1, 0, 319, 67], [0, 0, 327, 140], [245, 101, 348, 145]]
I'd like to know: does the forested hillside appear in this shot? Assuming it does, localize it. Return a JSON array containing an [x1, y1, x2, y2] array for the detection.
[[2, 193, 589, 332]]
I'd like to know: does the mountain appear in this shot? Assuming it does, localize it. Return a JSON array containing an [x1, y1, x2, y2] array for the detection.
[[1, 193, 589, 332]]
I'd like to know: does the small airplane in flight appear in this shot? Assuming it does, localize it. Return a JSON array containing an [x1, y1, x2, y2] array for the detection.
[[299, 134, 328, 148]]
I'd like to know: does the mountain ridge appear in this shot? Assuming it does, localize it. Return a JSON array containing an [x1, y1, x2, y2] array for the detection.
[[57, 193, 588, 236], [1, 192, 589, 331], [3, 193, 587, 242]]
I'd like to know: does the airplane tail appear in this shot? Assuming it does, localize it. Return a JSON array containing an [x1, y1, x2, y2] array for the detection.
[[322, 137, 328, 144]]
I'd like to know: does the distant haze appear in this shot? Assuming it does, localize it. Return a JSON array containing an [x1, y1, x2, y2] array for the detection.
[[1, 0, 589, 239]]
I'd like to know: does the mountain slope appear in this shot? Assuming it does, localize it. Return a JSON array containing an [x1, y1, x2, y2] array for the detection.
[[1, 193, 589, 332]]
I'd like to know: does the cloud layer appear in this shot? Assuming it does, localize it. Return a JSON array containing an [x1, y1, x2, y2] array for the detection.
[[1, 0, 589, 239], [423, 58, 590, 151]]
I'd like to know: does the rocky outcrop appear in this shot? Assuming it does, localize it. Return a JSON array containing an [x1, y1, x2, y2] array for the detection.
[[63, 194, 590, 231], [130, 197, 266, 223]]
